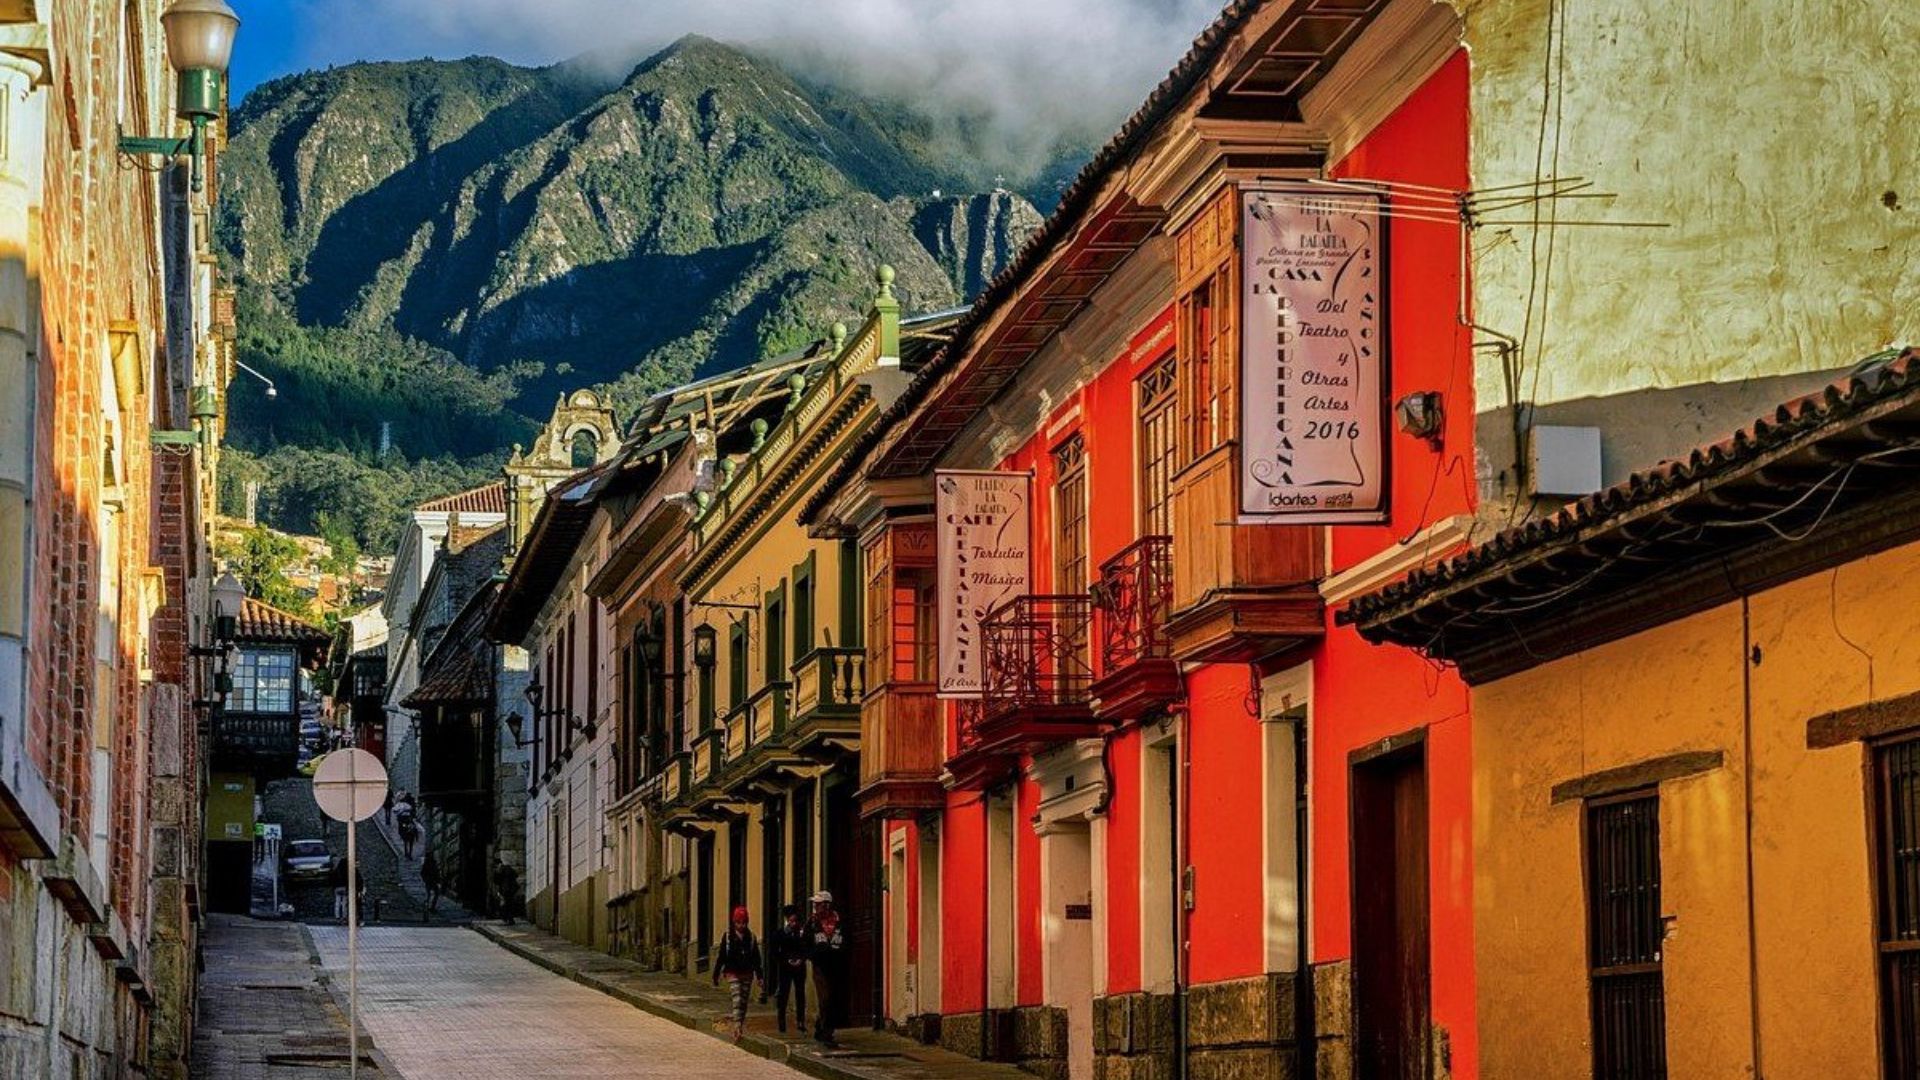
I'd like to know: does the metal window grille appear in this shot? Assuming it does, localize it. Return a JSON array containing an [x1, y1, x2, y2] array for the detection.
[[1876, 736, 1920, 1079], [1053, 435, 1089, 664], [1586, 791, 1668, 1080]]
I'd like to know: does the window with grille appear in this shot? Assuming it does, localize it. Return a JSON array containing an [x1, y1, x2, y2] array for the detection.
[[1875, 736, 1920, 1078], [1138, 356, 1178, 536], [1586, 791, 1668, 1080]]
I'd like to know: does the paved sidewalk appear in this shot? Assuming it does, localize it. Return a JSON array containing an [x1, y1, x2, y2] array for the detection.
[[473, 921, 1031, 1080], [189, 915, 388, 1078]]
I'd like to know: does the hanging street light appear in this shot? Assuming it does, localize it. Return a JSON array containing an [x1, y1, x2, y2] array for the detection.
[[118, 0, 241, 193]]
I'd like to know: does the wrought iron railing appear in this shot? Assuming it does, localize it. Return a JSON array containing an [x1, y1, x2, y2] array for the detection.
[[953, 697, 986, 755], [1096, 535, 1174, 675], [981, 595, 1095, 722]]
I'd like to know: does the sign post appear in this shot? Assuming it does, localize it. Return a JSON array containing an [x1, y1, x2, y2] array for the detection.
[[311, 748, 388, 1080]]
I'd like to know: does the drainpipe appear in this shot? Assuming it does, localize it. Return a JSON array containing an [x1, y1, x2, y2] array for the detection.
[[981, 793, 992, 1062], [1294, 714, 1315, 1080], [1173, 701, 1191, 1080]]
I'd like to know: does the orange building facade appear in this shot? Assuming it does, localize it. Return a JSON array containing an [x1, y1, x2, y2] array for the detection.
[[804, 4, 1481, 1076]]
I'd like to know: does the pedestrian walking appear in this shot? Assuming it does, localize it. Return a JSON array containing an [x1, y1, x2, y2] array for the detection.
[[712, 905, 764, 1043], [421, 852, 442, 920], [329, 856, 349, 920], [768, 902, 809, 1034], [398, 812, 419, 859], [805, 891, 847, 1048], [492, 859, 521, 923]]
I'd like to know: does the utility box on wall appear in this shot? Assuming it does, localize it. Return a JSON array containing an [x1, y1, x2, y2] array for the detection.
[[1531, 425, 1603, 498]]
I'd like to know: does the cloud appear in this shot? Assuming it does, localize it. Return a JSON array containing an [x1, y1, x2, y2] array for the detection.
[[292, 0, 1223, 173]]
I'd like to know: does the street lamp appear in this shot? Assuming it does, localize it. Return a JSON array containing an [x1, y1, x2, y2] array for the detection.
[[500, 711, 538, 748], [119, 0, 241, 193], [211, 571, 244, 643], [692, 624, 717, 670], [524, 678, 596, 739]]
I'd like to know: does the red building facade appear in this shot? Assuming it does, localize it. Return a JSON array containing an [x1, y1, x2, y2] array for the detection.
[[808, 4, 1480, 1077]]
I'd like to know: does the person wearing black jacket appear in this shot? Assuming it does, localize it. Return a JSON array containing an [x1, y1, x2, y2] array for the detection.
[[805, 890, 847, 1048], [766, 904, 810, 1033], [712, 905, 763, 1042]]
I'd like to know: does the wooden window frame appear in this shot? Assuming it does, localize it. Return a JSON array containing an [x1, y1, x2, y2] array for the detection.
[[1053, 433, 1089, 593], [1138, 354, 1179, 538]]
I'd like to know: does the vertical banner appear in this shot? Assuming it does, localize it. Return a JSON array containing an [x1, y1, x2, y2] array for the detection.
[[1239, 185, 1388, 523], [936, 470, 1031, 697]]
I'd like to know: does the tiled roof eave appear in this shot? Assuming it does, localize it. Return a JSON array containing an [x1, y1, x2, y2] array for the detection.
[[1345, 351, 1920, 642]]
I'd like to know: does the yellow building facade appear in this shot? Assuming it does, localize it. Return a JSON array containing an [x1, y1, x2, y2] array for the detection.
[[1350, 353, 1920, 1079], [667, 271, 927, 1000]]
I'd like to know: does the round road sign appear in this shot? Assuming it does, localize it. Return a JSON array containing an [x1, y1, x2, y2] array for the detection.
[[312, 749, 389, 823]]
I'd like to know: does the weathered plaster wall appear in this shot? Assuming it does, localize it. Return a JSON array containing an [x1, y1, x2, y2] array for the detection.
[[1458, 0, 1919, 408], [1472, 535, 1920, 1078], [1472, 602, 1752, 1079]]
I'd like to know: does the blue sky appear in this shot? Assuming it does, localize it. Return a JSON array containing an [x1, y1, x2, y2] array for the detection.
[[227, 0, 309, 99]]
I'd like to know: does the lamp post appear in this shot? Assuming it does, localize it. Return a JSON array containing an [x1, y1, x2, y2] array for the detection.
[[118, 0, 240, 193]]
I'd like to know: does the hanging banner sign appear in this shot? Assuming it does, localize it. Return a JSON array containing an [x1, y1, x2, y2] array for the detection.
[[1238, 185, 1389, 524], [936, 470, 1031, 698]]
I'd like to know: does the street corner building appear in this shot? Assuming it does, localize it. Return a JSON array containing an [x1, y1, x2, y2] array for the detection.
[[0, 0, 241, 1075], [1345, 352, 1920, 1080]]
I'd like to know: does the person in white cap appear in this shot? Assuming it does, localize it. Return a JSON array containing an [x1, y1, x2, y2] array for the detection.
[[804, 890, 846, 1047]]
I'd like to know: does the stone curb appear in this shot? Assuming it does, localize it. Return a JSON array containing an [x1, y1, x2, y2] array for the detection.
[[469, 922, 894, 1080]]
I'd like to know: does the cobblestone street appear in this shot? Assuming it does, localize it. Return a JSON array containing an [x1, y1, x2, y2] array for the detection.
[[305, 927, 801, 1079]]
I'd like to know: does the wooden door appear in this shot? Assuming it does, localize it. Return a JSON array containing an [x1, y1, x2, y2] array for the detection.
[[826, 774, 880, 1026], [1351, 743, 1431, 1080]]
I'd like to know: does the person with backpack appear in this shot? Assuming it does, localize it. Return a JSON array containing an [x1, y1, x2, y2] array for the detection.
[[805, 891, 847, 1048], [767, 903, 810, 1034], [711, 905, 764, 1042]]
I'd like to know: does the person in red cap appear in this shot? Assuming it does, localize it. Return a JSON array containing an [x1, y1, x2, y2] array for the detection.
[[712, 904, 764, 1042]]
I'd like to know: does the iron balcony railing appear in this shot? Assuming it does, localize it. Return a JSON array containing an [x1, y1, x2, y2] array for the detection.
[[981, 594, 1095, 724], [1096, 534, 1174, 675]]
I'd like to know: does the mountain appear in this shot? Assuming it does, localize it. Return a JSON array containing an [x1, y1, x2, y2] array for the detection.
[[215, 38, 1056, 547]]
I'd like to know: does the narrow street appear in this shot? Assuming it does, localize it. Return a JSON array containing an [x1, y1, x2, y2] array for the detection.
[[304, 926, 798, 1079]]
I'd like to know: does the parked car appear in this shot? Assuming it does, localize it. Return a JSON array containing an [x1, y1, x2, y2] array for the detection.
[[282, 839, 334, 880]]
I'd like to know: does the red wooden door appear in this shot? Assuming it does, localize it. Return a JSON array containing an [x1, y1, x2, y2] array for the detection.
[[1351, 743, 1431, 1080]]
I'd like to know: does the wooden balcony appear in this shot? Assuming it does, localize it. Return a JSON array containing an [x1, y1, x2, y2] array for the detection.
[[1091, 535, 1182, 723], [787, 648, 864, 754], [658, 751, 696, 825], [691, 729, 725, 789], [210, 710, 299, 777], [948, 596, 1103, 786], [1167, 444, 1325, 663], [721, 682, 800, 790], [856, 683, 944, 819]]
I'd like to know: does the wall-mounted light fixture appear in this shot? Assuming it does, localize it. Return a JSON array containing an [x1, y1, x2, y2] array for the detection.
[[117, 0, 241, 193], [523, 678, 595, 739], [691, 624, 717, 670]]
